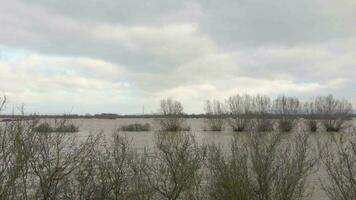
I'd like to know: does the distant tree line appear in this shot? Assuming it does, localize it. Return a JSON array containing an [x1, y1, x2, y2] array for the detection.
[[1, 94, 354, 121], [203, 94, 353, 132]]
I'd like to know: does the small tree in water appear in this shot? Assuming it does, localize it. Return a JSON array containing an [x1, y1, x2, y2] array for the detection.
[[204, 100, 225, 131], [315, 95, 353, 132], [250, 95, 274, 132], [226, 94, 253, 132], [156, 98, 189, 131], [273, 95, 301, 132]]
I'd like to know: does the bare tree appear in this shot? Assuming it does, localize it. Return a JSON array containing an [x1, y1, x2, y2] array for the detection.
[[250, 95, 274, 132], [143, 131, 206, 200], [226, 94, 253, 132], [207, 131, 318, 200], [204, 100, 225, 131], [156, 98, 189, 131], [0, 122, 23, 199], [207, 138, 253, 200], [273, 96, 301, 132], [321, 130, 356, 200], [315, 95, 353, 132], [25, 131, 95, 200], [94, 133, 134, 199], [129, 154, 154, 200]]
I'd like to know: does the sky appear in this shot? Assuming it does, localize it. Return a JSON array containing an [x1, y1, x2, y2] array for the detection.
[[0, 0, 355, 114]]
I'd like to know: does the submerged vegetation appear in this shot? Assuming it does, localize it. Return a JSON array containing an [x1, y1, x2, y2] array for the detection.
[[34, 120, 79, 133], [120, 123, 151, 131]]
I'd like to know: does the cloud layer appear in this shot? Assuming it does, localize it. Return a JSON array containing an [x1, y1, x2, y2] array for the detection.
[[0, 0, 355, 114]]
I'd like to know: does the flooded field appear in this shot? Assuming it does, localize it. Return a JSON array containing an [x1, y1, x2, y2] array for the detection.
[[64, 117, 355, 200]]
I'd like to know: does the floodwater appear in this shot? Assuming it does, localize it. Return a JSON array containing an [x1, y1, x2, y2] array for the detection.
[[2, 117, 352, 199], [68, 118, 355, 200]]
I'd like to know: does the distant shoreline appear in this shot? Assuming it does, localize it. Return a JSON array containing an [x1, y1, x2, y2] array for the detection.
[[1, 113, 355, 120]]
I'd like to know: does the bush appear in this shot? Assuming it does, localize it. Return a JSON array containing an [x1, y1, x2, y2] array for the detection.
[[207, 131, 318, 200], [34, 120, 79, 133], [34, 122, 53, 133], [55, 123, 79, 132], [307, 120, 318, 132], [120, 123, 151, 131], [321, 131, 356, 200], [143, 131, 206, 199]]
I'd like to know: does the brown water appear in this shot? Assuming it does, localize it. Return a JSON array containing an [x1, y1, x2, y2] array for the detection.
[[43, 118, 356, 200]]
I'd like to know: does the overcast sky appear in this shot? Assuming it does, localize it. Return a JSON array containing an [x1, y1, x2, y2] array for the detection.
[[0, 0, 355, 114]]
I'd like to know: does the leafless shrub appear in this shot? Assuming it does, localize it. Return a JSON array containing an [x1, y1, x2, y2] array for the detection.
[[273, 96, 301, 132], [129, 154, 155, 200], [207, 138, 253, 200], [0, 97, 30, 199], [0, 122, 23, 199], [204, 100, 225, 131], [315, 95, 353, 132], [226, 94, 253, 132], [156, 98, 190, 131], [143, 131, 206, 200], [250, 95, 274, 132], [321, 131, 356, 200], [24, 131, 95, 200], [207, 131, 317, 200]]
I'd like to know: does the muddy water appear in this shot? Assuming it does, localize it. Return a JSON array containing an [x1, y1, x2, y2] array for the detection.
[[67, 118, 355, 200]]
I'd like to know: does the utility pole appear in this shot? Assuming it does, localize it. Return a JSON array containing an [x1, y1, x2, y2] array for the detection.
[[142, 104, 145, 115]]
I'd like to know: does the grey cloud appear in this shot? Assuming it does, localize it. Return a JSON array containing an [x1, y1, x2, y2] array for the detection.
[[0, 0, 355, 113], [198, 0, 356, 47], [24, 0, 187, 25]]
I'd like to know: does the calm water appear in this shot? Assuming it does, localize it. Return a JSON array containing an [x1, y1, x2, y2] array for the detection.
[[67, 118, 355, 200], [2, 118, 353, 199]]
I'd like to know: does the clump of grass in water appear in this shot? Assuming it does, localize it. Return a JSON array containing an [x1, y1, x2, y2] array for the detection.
[[34, 120, 79, 133], [120, 123, 151, 131], [34, 122, 53, 133]]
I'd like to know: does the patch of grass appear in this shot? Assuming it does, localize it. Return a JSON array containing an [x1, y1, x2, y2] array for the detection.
[[34, 122, 53, 133], [34, 121, 79, 133], [120, 123, 151, 131], [55, 123, 79, 133]]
